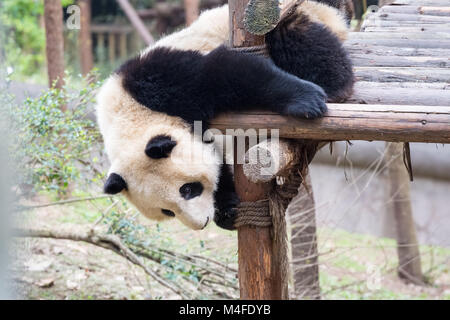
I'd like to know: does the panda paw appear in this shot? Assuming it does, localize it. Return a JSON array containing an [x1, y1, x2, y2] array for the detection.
[[283, 80, 327, 119], [214, 207, 238, 231]]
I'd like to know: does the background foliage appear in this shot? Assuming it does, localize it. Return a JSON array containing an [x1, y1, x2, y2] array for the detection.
[[1, 74, 102, 196]]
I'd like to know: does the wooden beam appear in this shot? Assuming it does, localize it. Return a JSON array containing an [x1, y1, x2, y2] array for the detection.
[[363, 26, 450, 32], [349, 31, 450, 39], [379, 5, 450, 16], [346, 38, 450, 48], [362, 21, 450, 28], [349, 82, 450, 106], [116, 0, 154, 45], [366, 12, 450, 23], [243, 140, 297, 183], [345, 43, 450, 57], [210, 104, 450, 143], [392, 0, 450, 6], [350, 54, 449, 68], [354, 67, 450, 83]]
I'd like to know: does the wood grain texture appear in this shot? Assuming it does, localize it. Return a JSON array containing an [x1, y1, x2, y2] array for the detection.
[[235, 162, 277, 299], [210, 104, 450, 143], [379, 5, 450, 16], [243, 139, 297, 183], [229, 0, 285, 300]]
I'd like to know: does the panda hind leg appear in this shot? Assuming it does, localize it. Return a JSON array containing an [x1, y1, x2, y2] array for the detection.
[[213, 164, 239, 230], [266, 12, 354, 102]]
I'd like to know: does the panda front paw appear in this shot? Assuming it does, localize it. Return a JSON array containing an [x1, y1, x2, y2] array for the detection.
[[214, 207, 238, 231], [283, 80, 327, 119]]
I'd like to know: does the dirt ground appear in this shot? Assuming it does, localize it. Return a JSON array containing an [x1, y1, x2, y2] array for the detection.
[[9, 195, 449, 300]]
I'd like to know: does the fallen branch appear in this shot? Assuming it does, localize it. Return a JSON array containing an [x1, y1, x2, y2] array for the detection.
[[14, 195, 112, 211], [13, 227, 189, 299]]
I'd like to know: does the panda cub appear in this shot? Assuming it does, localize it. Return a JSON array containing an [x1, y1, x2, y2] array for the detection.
[[96, 0, 354, 230]]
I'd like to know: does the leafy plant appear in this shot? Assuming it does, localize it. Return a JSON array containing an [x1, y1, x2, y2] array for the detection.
[[1, 73, 102, 196], [0, 0, 74, 79]]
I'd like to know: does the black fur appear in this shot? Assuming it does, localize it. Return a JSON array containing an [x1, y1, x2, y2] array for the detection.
[[145, 135, 177, 159], [118, 46, 327, 125], [179, 182, 204, 200], [104, 173, 127, 195], [266, 12, 354, 102], [213, 164, 239, 230]]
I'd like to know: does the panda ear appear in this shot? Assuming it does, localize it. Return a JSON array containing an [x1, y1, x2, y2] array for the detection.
[[104, 173, 127, 194], [145, 135, 177, 159]]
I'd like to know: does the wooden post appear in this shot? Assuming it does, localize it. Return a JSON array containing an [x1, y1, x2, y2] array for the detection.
[[229, 0, 283, 300], [97, 33, 106, 65], [109, 33, 116, 63], [44, 0, 65, 92], [229, 0, 265, 48], [235, 158, 279, 299], [183, 0, 200, 26], [119, 33, 127, 59], [385, 142, 425, 285], [289, 173, 320, 299], [78, 0, 94, 76]]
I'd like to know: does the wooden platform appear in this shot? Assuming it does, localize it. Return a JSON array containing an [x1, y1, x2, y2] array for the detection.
[[211, 0, 450, 143]]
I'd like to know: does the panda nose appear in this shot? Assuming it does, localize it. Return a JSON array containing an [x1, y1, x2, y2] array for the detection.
[[179, 182, 203, 200]]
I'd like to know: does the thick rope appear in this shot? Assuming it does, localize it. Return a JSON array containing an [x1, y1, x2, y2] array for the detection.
[[235, 199, 272, 228], [230, 45, 269, 57]]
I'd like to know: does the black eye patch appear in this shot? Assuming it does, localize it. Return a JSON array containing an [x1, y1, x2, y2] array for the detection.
[[161, 209, 175, 217], [179, 182, 203, 200], [145, 135, 176, 159]]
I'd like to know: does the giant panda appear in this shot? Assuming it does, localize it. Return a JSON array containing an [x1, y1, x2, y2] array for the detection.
[[96, 0, 354, 231]]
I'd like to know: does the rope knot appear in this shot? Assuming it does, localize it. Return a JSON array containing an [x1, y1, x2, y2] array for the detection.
[[234, 199, 272, 228]]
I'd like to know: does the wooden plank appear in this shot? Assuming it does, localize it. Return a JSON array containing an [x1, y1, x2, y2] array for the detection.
[[350, 53, 449, 68], [209, 104, 450, 143], [362, 19, 450, 27], [349, 31, 450, 39], [354, 67, 450, 82], [380, 5, 450, 16], [392, 0, 450, 6], [363, 26, 450, 32], [366, 12, 450, 23], [345, 43, 450, 57], [355, 81, 449, 90], [346, 38, 450, 49], [91, 24, 134, 33], [349, 85, 450, 106]]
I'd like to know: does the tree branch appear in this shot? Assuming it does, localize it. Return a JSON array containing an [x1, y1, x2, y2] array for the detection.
[[12, 227, 189, 299], [14, 195, 113, 211]]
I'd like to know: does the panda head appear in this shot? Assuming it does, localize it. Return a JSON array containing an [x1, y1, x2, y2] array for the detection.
[[96, 76, 221, 230]]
